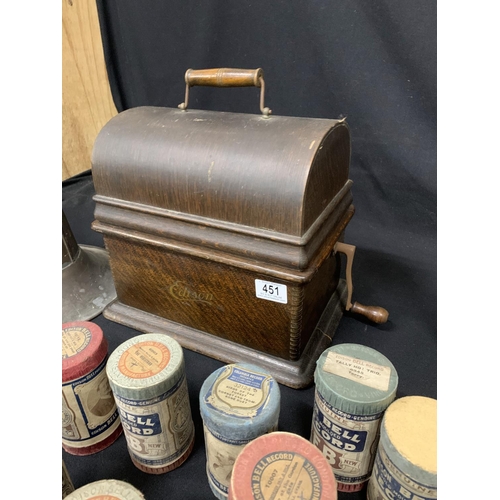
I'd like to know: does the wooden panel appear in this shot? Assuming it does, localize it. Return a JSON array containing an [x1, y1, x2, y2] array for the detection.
[[62, 0, 117, 180], [102, 235, 293, 360]]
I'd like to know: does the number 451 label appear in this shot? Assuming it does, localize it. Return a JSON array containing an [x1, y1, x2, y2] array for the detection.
[[255, 280, 287, 304]]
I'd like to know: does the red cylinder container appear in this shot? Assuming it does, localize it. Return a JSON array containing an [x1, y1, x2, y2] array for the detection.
[[228, 431, 338, 500], [62, 321, 122, 455]]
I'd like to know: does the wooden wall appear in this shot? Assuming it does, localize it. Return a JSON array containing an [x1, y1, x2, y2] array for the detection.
[[62, 0, 117, 180]]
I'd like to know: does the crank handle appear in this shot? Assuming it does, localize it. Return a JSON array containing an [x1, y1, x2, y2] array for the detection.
[[334, 242, 389, 324], [350, 302, 389, 324]]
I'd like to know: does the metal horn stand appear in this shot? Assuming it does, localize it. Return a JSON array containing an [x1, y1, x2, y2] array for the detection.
[[62, 210, 117, 323]]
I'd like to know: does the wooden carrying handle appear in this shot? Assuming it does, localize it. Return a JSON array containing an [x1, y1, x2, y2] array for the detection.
[[334, 242, 389, 324], [178, 67, 271, 116], [185, 68, 263, 88]]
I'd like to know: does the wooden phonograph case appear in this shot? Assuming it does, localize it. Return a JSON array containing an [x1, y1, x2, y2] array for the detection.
[[91, 68, 387, 388]]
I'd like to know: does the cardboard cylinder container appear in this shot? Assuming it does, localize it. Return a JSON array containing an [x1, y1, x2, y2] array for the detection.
[[367, 396, 437, 500], [62, 321, 122, 455], [310, 343, 398, 492], [62, 460, 74, 498], [106, 333, 195, 474], [65, 479, 145, 500], [228, 431, 338, 500], [199, 363, 281, 499]]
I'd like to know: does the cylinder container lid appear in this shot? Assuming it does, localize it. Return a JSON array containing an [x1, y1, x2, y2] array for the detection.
[[381, 395, 437, 485], [65, 479, 145, 500], [62, 321, 108, 383], [106, 333, 185, 400], [229, 431, 337, 500], [199, 363, 281, 441], [314, 343, 398, 416]]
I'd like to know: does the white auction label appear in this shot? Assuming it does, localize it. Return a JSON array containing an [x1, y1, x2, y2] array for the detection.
[[255, 279, 287, 304], [323, 352, 391, 391]]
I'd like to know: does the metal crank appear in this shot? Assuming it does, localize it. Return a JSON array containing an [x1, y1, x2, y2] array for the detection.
[[335, 242, 389, 324]]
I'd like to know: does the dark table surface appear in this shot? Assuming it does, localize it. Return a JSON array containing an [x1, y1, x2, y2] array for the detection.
[[62, 170, 436, 500]]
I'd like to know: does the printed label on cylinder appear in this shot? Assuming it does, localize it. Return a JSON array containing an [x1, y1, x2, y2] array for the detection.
[[66, 479, 145, 500], [205, 365, 273, 418], [204, 426, 251, 496], [367, 445, 437, 500], [62, 357, 121, 447], [202, 365, 276, 496], [203, 423, 278, 497], [310, 391, 382, 485], [251, 451, 322, 499], [322, 352, 391, 391], [114, 375, 194, 468], [62, 326, 92, 358], [118, 341, 171, 379]]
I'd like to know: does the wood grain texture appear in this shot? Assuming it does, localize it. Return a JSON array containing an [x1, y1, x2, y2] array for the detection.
[[94, 208, 351, 361], [91, 101, 354, 369], [92, 187, 354, 271], [91, 107, 350, 237], [103, 235, 297, 359], [185, 68, 263, 87], [62, 0, 117, 180], [102, 280, 347, 389]]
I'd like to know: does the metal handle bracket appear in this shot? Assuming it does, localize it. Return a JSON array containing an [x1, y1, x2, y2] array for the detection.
[[178, 67, 271, 117]]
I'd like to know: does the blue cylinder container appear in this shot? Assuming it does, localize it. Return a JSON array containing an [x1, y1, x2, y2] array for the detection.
[[199, 363, 281, 500]]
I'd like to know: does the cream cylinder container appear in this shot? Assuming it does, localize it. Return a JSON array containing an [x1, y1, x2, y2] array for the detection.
[[65, 479, 145, 499], [106, 333, 195, 474], [367, 395, 437, 500]]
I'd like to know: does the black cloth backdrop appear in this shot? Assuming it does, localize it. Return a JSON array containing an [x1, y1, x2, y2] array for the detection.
[[62, 1, 436, 499]]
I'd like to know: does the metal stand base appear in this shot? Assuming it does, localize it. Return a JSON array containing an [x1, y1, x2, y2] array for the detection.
[[62, 245, 117, 323]]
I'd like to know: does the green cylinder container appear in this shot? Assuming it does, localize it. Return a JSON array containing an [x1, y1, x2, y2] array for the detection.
[[310, 343, 398, 492]]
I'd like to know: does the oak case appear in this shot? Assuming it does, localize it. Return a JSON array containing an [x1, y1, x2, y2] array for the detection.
[[91, 70, 364, 388]]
